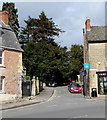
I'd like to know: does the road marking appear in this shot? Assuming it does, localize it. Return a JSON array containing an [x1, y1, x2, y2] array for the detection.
[[48, 90, 57, 101]]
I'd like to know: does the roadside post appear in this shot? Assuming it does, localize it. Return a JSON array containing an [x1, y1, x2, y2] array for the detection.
[[36, 77, 39, 95], [32, 76, 36, 96]]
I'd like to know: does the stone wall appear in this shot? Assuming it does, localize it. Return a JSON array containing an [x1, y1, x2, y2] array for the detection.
[[22, 77, 45, 97]]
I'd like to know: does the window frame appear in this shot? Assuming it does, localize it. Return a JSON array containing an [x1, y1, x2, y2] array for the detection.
[[0, 76, 4, 93], [0, 49, 4, 66]]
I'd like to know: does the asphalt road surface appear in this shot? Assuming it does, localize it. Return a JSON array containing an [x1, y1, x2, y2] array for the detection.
[[2, 86, 105, 119]]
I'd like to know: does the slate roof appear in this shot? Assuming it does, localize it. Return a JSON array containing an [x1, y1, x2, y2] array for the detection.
[[86, 26, 107, 42], [0, 20, 23, 52]]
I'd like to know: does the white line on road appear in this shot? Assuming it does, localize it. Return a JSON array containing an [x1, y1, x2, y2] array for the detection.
[[48, 90, 57, 101]]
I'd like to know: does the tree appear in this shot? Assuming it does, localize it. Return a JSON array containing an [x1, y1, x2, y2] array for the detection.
[[23, 42, 83, 85], [21, 11, 83, 85], [23, 41, 62, 83], [2, 2, 20, 37], [67, 44, 83, 80], [19, 11, 64, 48], [22, 11, 64, 84]]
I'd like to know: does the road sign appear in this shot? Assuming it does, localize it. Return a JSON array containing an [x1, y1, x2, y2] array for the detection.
[[84, 63, 90, 69], [83, 71, 87, 76]]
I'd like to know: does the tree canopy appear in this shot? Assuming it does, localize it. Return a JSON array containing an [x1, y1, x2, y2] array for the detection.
[[67, 45, 83, 80], [21, 12, 83, 85], [19, 11, 64, 48]]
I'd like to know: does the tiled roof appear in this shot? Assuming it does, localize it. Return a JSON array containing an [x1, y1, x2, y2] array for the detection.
[[86, 26, 107, 42], [0, 20, 23, 52]]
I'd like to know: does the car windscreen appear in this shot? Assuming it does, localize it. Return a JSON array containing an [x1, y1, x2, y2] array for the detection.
[[70, 83, 81, 87]]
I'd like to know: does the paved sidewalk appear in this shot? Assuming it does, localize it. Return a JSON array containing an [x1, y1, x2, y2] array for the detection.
[[0, 87, 54, 111]]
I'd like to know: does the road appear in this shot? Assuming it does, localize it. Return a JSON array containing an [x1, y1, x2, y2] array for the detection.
[[2, 86, 105, 118]]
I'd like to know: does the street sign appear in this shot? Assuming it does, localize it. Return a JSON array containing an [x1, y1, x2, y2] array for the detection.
[[84, 63, 90, 69], [83, 71, 87, 76]]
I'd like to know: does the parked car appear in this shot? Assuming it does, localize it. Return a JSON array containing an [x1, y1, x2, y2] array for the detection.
[[48, 81, 57, 87], [63, 82, 68, 86], [68, 82, 82, 93]]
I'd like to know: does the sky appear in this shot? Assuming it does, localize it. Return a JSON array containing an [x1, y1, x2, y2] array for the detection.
[[0, 1, 105, 49]]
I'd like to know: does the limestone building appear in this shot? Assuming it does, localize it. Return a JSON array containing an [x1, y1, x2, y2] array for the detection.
[[83, 18, 107, 97]]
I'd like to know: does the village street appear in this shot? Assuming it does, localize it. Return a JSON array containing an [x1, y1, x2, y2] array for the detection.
[[0, 2, 107, 120], [2, 86, 105, 119]]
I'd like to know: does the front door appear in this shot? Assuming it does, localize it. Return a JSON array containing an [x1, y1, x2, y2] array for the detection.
[[99, 76, 107, 94]]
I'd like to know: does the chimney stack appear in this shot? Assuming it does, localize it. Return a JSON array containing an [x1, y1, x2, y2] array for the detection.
[[0, 11, 9, 25], [85, 18, 91, 31]]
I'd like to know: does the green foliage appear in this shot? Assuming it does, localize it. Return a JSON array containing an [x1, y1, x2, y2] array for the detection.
[[67, 44, 83, 79], [26, 76, 30, 81], [19, 11, 64, 48], [23, 41, 61, 82], [21, 11, 83, 85], [23, 41, 83, 84], [2, 2, 20, 37]]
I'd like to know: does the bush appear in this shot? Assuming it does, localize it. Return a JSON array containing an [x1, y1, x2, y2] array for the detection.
[[26, 76, 30, 80]]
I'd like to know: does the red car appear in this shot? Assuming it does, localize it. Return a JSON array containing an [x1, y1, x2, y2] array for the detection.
[[68, 82, 82, 93]]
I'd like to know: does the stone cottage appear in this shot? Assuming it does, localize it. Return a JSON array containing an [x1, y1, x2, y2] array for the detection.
[[83, 18, 107, 97], [0, 11, 23, 98]]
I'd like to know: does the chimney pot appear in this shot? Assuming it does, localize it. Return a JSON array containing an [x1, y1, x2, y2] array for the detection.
[[85, 18, 91, 31], [0, 11, 9, 25]]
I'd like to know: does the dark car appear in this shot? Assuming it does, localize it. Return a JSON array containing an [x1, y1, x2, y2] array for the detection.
[[63, 82, 68, 86], [48, 81, 57, 87], [68, 82, 82, 93]]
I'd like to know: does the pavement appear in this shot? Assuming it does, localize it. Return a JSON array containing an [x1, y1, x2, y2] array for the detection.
[[0, 87, 55, 111]]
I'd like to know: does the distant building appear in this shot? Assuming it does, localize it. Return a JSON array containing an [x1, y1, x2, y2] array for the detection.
[[83, 18, 107, 97], [0, 11, 23, 98]]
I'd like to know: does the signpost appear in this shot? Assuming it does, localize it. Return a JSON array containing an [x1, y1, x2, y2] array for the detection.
[[83, 63, 90, 96], [83, 70, 87, 76], [84, 63, 90, 69]]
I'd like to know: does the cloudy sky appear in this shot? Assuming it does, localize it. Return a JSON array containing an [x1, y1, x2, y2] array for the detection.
[[0, 1, 105, 49]]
